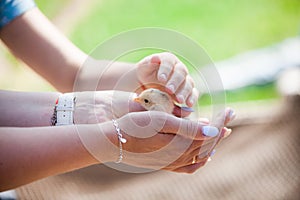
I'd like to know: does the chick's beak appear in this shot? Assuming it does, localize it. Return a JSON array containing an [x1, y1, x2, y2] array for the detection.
[[134, 97, 141, 103]]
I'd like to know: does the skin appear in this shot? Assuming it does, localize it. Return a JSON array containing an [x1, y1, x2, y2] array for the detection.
[[0, 125, 99, 191]]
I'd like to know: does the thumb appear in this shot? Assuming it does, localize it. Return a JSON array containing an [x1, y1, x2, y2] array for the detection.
[[138, 54, 160, 66], [160, 115, 220, 140], [111, 91, 145, 118], [150, 55, 161, 65], [117, 111, 219, 140], [173, 105, 193, 118]]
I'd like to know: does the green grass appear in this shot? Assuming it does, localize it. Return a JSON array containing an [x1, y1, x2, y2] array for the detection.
[[199, 83, 279, 106], [35, 0, 70, 19], [226, 83, 279, 102], [70, 0, 300, 60]]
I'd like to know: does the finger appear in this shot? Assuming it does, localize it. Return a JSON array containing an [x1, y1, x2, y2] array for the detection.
[[198, 118, 210, 125], [166, 148, 207, 169], [156, 54, 177, 83], [187, 140, 205, 153], [223, 127, 232, 138], [186, 87, 199, 107], [224, 107, 236, 126], [129, 93, 147, 112], [192, 136, 218, 151], [189, 153, 210, 165], [124, 132, 175, 154], [207, 127, 231, 149], [139, 54, 160, 65], [165, 62, 188, 96], [160, 114, 220, 140], [136, 61, 161, 92], [195, 127, 231, 160], [111, 92, 145, 118], [121, 111, 220, 140], [150, 55, 161, 64], [211, 107, 236, 128], [171, 160, 207, 174], [174, 75, 194, 104], [197, 139, 220, 158], [172, 104, 193, 118], [201, 127, 229, 154]]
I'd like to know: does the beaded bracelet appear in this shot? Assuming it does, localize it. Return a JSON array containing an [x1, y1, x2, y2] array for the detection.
[[112, 119, 127, 163]]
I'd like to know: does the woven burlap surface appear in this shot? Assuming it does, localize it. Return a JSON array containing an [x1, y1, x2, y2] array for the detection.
[[15, 96, 300, 200]]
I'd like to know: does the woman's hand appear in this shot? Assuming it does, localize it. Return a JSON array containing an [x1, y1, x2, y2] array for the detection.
[[74, 52, 198, 109], [96, 111, 230, 173], [136, 52, 199, 107]]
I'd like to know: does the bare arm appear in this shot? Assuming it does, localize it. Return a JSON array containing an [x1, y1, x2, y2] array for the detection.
[[0, 7, 139, 92], [0, 90, 61, 127], [0, 7, 86, 92], [0, 124, 113, 191], [0, 110, 223, 191]]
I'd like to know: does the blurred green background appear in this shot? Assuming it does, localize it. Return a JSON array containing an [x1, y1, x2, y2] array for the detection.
[[69, 0, 299, 60], [2, 0, 300, 103]]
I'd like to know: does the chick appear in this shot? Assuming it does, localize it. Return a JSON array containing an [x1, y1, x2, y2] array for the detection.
[[134, 88, 174, 114]]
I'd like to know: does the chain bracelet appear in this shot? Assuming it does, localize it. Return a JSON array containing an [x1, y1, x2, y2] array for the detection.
[[112, 119, 127, 163]]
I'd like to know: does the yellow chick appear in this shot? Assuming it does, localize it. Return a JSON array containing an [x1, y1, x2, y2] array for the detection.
[[134, 88, 174, 114]]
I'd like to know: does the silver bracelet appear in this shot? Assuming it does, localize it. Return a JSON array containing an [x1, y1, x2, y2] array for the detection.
[[112, 119, 127, 163]]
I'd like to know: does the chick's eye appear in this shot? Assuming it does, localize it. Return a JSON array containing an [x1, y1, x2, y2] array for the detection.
[[144, 99, 149, 104]]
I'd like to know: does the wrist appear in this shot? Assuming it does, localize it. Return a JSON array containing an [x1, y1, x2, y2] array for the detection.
[[76, 122, 120, 164], [0, 91, 62, 127], [100, 121, 121, 163], [4, 91, 62, 127]]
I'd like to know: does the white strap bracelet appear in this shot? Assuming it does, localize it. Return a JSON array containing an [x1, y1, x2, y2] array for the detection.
[[55, 93, 76, 126]]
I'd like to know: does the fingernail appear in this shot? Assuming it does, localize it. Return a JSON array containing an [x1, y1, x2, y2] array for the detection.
[[228, 109, 236, 121], [207, 157, 212, 162], [210, 149, 216, 157], [167, 84, 175, 93], [177, 95, 185, 103], [159, 73, 167, 82], [224, 128, 232, 138], [202, 126, 219, 137], [181, 106, 194, 112], [189, 98, 194, 106]]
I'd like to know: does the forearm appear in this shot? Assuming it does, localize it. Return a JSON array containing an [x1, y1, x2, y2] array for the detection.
[[76, 59, 140, 92], [0, 8, 87, 92], [0, 90, 61, 127], [0, 7, 140, 93], [0, 123, 117, 191]]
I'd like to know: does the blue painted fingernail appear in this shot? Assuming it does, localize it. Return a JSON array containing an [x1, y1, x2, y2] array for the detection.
[[228, 109, 236, 121], [210, 149, 216, 157], [202, 126, 219, 137], [181, 106, 194, 112]]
